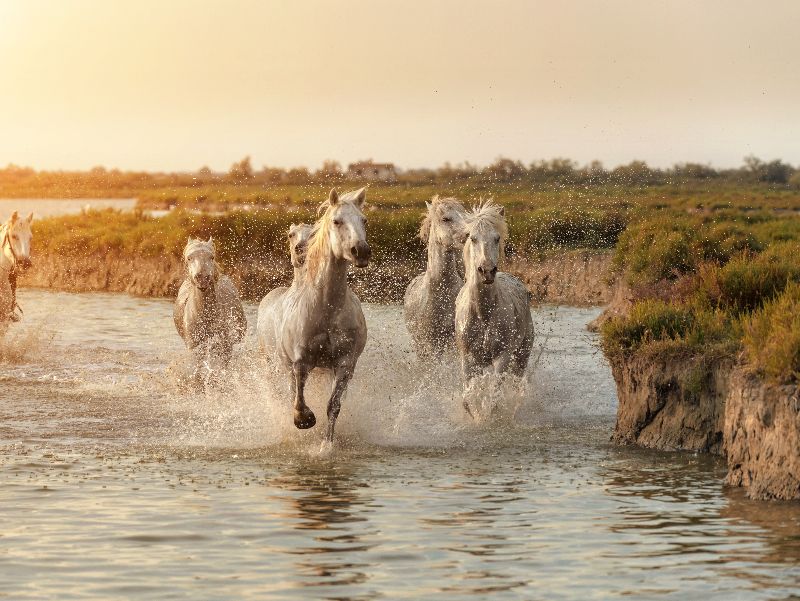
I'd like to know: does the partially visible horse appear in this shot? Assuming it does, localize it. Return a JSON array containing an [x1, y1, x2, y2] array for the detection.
[[454, 201, 534, 412], [256, 223, 312, 353], [257, 188, 370, 445], [404, 196, 467, 357], [0, 211, 33, 336], [173, 237, 247, 383], [288, 223, 314, 284]]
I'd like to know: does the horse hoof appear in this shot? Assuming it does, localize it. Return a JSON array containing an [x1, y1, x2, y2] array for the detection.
[[294, 409, 317, 429]]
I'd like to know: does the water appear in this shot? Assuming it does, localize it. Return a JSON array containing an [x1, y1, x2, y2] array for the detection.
[[0, 198, 137, 218], [1, 290, 799, 600]]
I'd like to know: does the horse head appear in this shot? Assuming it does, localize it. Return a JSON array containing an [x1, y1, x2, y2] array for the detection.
[[4, 211, 34, 271], [288, 223, 314, 269], [420, 196, 467, 249], [460, 200, 507, 285], [307, 187, 371, 277], [183, 237, 218, 291]]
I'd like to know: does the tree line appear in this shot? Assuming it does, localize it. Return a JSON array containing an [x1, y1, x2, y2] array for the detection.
[[1, 155, 799, 193]]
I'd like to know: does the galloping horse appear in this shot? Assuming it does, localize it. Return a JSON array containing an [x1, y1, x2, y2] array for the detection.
[[0, 211, 33, 336], [454, 201, 534, 410], [257, 188, 371, 445], [404, 197, 467, 357], [287, 223, 314, 284], [174, 237, 247, 382]]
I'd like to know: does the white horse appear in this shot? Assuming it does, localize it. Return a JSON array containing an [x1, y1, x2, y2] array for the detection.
[[256, 223, 312, 353], [0, 211, 33, 336], [455, 201, 534, 409], [404, 196, 467, 357], [288, 223, 314, 283], [257, 188, 370, 444], [174, 237, 247, 382]]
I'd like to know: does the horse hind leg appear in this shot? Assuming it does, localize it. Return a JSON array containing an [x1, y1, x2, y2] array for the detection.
[[324, 365, 353, 443], [292, 363, 316, 429]]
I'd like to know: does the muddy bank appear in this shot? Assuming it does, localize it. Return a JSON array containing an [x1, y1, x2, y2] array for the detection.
[[608, 346, 800, 500], [508, 251, 614, 306], [19, 250, 615, 306], [609, 350, 732, 454], [724, 369, 800, 501]]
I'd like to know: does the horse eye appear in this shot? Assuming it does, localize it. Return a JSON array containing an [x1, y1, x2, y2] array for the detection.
[[442, 217, 452, 223], [11, 234, 18, 240], [495, 236, 501, 243], [333, 219, 342, 226]]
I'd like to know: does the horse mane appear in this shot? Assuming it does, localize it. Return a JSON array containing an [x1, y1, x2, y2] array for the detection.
[[304, 190, 366, 282], [419, 195, 463, 243], [465, 199, 508, 261]]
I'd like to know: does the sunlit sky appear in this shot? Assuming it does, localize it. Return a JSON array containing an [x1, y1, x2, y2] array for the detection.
[[1, 0, 798, 172]]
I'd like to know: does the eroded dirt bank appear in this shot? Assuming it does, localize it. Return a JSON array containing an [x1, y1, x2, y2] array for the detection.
[[607, 345, 800, 500], [724, 369, 800, 501], [19, 250, 615, 306], [609, 351, 732, 454]]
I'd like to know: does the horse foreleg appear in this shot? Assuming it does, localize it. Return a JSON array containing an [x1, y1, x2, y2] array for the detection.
[[324, 365, 353, 443], [292, 363, 316, 429]]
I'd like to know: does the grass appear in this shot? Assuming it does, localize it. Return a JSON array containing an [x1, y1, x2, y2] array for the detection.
[[743, 283, 800, 384]]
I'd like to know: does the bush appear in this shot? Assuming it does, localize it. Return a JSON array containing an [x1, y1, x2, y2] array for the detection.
[[743, 282, 800, 383], [696, 245, 800, 315], [601, 296, 735, 358], [614, 212, 763, 286]]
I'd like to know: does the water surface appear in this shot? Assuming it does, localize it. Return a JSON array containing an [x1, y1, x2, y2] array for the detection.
[[0, 198, 138, 218], [1, 290, 798, 600]]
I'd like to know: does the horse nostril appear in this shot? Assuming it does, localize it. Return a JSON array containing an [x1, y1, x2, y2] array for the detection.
[[351, 246, 358, 257]]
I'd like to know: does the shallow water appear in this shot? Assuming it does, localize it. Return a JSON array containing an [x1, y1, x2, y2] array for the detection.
[[1, 290, 799, 600], [0, 198, 138, 218]]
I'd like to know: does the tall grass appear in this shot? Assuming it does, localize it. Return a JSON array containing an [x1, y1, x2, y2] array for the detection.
[[743, 283, 800, 383]]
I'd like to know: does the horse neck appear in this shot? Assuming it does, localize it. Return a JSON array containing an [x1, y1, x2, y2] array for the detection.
[[187, 280, 217, 321], [425, 237, 460, 291], [463, 271, 498, 321], [308, 250, 350, 313]]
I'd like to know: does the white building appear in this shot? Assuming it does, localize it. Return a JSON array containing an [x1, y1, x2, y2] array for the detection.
[[347, 160, 397, 182]]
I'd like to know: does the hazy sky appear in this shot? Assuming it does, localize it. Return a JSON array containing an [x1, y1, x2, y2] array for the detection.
[[1, 0, 798, 171]]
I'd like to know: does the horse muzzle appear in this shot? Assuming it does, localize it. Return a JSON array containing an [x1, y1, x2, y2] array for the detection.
[[18, 257, 32, 271], [477, 265, 497, 284], [351, 242, 372, 268], [192, 274, 214, 290]]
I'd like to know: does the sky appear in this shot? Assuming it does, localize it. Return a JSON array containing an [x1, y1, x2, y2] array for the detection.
[[0, 0, 798, 172]]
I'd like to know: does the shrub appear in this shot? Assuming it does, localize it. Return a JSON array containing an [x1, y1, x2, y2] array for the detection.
[[743, 282, 800, 383]]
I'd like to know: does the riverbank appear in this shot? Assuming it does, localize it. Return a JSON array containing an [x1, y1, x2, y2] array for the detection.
[[598, 210, 800, 500], [18, 249, 615, 306]]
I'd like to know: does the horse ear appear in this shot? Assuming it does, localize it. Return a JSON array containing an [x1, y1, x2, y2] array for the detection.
[[353, 187, 367, 208], [498, 206, 505, 216], [26, 212, 33, 223], [329, 188, 339, 205], [425, 201, 432, 212], [10, 211, 18, 223]]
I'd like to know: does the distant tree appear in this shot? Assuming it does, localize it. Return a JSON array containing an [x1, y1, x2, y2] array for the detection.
[[228, 156, 254, 182], [484, 157, 526, 181], [611, 160, 662, 185], [286, 166, 310, 184], [743, 155, 793, 184], [672, 163, 718, 180], [316, 160, 343, 181]]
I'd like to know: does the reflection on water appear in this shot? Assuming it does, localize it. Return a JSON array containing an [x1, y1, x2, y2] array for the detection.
[[0, 290, 798, 600]]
